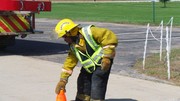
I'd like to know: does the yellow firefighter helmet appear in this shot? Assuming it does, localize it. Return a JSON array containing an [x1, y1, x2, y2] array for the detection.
[[55, 18, 79, 38]]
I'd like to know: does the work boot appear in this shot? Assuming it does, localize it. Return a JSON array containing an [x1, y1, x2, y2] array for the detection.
[[90, 99, 104, 101], [75, 94, 90, 101]]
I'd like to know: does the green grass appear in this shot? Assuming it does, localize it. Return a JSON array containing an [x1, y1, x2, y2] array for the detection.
[[37, 2, 180, 26], [134, 49, 180, 86]]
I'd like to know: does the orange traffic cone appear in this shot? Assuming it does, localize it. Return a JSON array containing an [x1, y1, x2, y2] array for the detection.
[[56, 90, 67, 101]]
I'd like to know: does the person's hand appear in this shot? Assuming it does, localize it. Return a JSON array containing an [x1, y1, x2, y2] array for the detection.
[[101, 57, 111, 71], [55, 79, 67, 94]]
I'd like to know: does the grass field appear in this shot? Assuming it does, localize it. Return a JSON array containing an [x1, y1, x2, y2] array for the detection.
[[134, 49, 180, 86], [37, 2, 180, 26]]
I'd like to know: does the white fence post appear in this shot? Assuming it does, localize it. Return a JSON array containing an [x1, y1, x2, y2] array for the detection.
[[166, 26, 171, 80], [143, 23, 150, 70], [160, 21, 163, 61], [143, 17, 173, 80]]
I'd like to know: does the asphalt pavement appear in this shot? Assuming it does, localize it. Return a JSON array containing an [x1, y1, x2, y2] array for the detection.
[[0, 55, 180, 101]]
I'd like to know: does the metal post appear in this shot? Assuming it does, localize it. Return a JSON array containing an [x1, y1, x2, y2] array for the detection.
[[152, 0, 156, 23]]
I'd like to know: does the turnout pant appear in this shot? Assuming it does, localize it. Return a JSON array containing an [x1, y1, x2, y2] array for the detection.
[[75, 60, 113, 101]]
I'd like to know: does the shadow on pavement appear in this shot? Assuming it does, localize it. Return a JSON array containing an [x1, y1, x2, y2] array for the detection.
[[106, 99, 137, 101], [0, 39, 69, 56]]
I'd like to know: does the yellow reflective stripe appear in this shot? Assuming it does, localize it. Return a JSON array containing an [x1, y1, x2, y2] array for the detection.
[[91, 47, 103, 65], [9, 16, 25, 31], [86, 25, 98, 50], [82, 59, 95, 73], [82, 59, 93, 67], [62, 69, 73, 74], [74, 47, 84, 62], [72, 45, 96, 73], [17, 14, 30, 28], [0, 16, 14, 32], [82, 25, 98, 50], [0, 27, 5, 32], [103, 45, 115, 49]]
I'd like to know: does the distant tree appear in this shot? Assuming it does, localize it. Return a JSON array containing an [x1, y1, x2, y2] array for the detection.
[[160, 0, 170, 8]]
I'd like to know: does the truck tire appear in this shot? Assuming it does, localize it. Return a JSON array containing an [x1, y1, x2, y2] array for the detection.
[[0, 35, 16, 50], [0, 45, 7, 50]]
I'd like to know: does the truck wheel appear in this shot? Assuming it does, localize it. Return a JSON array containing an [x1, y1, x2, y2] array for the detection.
[[0, 35, 16, 50], [0, 45, 7, 50]]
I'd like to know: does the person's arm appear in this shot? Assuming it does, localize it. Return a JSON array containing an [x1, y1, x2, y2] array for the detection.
[[60, 50, 78, 80], [91, 27, 118, 71], [91, 26, 118, 59], [55, 50, 78, 94]]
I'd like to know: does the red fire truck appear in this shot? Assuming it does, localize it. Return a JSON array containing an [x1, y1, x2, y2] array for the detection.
[[0, 0, 51, 49]]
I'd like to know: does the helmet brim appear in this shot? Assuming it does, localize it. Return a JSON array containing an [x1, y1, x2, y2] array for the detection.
[[58, 24, 80, 38]]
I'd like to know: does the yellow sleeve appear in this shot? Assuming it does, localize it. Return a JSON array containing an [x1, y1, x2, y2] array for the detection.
[[90, 26, 118, 58], [60, 50, 78, 80], [90, 26, 118, 47]]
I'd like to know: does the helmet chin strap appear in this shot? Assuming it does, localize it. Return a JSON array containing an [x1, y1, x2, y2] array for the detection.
[[70, 33, 80, 43], [65, 30, 71, 36]]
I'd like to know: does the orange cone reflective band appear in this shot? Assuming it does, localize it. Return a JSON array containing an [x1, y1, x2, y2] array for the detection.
[[56, 90, 67, 101]]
